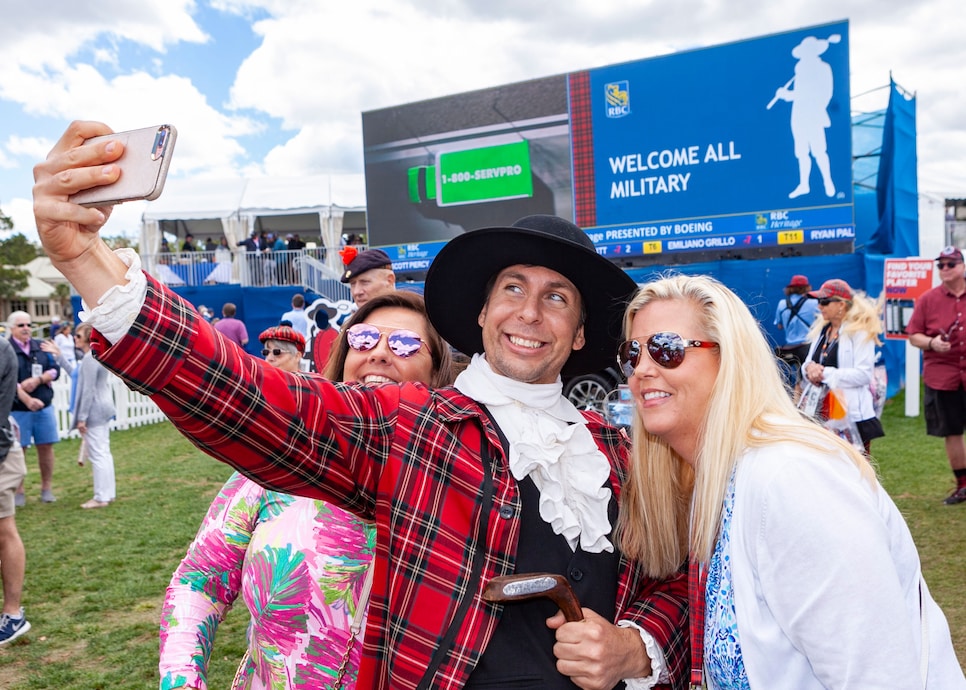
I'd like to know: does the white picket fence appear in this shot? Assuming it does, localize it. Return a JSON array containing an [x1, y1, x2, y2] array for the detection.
[[49, 375, 166, 440]]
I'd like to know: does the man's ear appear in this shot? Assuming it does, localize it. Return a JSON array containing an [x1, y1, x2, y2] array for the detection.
[[571, 324, 586, 352], [478, 304, 487, 329], [387, 271, 396, 288]]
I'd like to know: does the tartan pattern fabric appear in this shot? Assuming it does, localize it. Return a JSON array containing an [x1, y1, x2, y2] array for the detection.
[[689, 559, 708, 687], [569, 70, 597, 228], [93, 274, 689, 689]]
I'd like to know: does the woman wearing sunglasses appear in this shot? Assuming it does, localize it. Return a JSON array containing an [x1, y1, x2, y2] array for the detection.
[[801, 278, 884, 454], [617, 274, 965, 688], [323, 290, 453, 389], [160, 308, 452, 690]]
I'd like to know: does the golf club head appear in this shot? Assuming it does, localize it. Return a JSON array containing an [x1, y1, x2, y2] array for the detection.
[[482, 572, 584, 621]]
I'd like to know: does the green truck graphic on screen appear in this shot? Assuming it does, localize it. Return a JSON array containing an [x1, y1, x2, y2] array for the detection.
[[408, 140, 534, 207]]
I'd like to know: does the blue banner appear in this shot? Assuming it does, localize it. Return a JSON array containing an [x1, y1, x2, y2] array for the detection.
[[585, 21, 853, 259]]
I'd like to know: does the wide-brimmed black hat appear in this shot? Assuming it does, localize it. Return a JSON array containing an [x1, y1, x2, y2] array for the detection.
[[424, 215, 638, 376]]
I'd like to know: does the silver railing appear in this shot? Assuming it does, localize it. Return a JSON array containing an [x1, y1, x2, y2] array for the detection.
[[300, 254, 352, 303], [142, 248, 331, 289]]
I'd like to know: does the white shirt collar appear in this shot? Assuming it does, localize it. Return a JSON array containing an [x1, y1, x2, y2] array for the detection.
[[455, 354, 614, 553]]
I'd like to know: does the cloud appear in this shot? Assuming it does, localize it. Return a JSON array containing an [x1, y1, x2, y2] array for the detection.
[[3, 0, 966, 245], [7, 135, 56, 160], [0, 1, 206, 70]]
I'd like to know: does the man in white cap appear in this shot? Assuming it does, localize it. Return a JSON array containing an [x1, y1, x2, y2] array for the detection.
[[32, 120, 689, 689]]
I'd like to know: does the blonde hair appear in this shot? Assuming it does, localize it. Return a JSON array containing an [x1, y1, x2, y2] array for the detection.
[[617, 274, 877, 579], [808, 288, 884, 346]]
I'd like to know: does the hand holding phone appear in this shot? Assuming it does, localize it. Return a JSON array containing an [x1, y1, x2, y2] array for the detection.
[[68, 124, 177, 207]]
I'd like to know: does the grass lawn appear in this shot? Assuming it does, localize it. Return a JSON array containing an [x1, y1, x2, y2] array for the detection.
[[0, 389, 963, 687]]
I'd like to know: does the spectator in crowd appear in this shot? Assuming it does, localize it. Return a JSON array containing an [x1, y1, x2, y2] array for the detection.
[[204, 237, 217, 253], [33, 130, 688, 690], [160, 311, 452, 689], [70, 323, 116, 509], [287, 233, 305, 251], [214, 236, 232, 263], [212, 303, 248, 350], [7, 311, 60, 506], [273, 233, 288, 282], [618, 273, 965, 688], [802, 278, 885, 455], [238, 231, 265, 286], [181, 234, 196, 253], [261, 233, 277, 285], [906, 245, 966, 504], [773, 274, 819, 393], [280, 294, 310, 339], [310, 308, 339, 374], [53, 322, 77, 373], [339, 247, 395, 308], [203, 237, 233, 284], [0, 336, 30, 645]]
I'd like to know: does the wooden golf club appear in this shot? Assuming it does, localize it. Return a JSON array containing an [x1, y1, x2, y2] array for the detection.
[[482, 572, 584, 621]]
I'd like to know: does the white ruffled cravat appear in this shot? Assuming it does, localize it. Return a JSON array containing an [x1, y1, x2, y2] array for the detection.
[[455, 354, 614, 553]]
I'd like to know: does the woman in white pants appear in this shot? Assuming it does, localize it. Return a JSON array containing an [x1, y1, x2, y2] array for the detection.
[[70, 324, 116, 508]]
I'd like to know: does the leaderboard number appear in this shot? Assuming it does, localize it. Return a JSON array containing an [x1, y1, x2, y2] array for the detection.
[[777, 230, 804, 245]]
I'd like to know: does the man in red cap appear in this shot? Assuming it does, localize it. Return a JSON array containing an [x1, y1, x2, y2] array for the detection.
[[907, 246, 966, 504], [774, 274, 819, 394]]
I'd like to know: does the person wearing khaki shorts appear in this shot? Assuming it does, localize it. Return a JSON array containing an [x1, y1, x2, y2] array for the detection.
[[0, 334, 31, 645]]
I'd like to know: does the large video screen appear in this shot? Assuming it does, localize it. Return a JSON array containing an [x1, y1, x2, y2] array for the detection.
[[362, 20, 853, 274]]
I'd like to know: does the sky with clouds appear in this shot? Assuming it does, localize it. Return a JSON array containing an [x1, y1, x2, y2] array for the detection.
[[0, 0, 963, 245]]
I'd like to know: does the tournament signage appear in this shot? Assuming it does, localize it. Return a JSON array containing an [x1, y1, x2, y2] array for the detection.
[[883, 258, 935, 339], [578, 20, 853, 263]]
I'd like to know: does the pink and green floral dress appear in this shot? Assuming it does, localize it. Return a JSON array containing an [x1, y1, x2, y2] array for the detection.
[[159, 471, 375, 690]]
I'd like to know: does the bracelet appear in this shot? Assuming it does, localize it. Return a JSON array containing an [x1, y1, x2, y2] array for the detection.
[[929, 336, 938, 351]]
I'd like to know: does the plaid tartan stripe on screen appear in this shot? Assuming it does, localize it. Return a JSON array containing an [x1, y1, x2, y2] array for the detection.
[[569, 70, 596, 228]]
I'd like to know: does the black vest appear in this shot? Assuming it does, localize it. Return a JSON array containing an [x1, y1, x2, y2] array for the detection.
[[12, 339, 56, 411], [466, 473, 622, 689]]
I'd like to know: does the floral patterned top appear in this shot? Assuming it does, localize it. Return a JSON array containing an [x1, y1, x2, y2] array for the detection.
[[704, 471, 750, 690], [159, 472, 376, 690]]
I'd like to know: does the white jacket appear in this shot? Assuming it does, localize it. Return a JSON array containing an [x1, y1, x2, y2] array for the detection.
[[725, 442, 965, 688], [802, 328, 877, 422]]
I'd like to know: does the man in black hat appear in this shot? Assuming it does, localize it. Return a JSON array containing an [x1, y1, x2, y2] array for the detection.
[[339, 246, 396, 308], [32, 121, 687, 690]]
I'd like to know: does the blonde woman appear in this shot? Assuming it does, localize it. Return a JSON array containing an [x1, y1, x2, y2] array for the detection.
[[617, 273, 965, 689], [802, 278, 884, 454]]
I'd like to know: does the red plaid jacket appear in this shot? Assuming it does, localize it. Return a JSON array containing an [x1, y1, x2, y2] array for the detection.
[[94, 276, 688, 689]]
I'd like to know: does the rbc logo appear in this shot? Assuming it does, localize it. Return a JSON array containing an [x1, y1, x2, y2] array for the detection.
[[605, 81, 630, 118]]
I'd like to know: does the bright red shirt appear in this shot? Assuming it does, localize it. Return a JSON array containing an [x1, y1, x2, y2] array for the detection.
[[906, 283, 966, 390], [312, 327, 339, 373]]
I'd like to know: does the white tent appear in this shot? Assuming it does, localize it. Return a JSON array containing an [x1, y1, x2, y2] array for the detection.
[[238, 176, 367, 260], [140, 177, 246, 254], [140, 174, 368, 268]]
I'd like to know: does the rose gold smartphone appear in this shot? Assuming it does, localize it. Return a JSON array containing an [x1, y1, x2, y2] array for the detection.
[[68, 124, 177, 207]]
